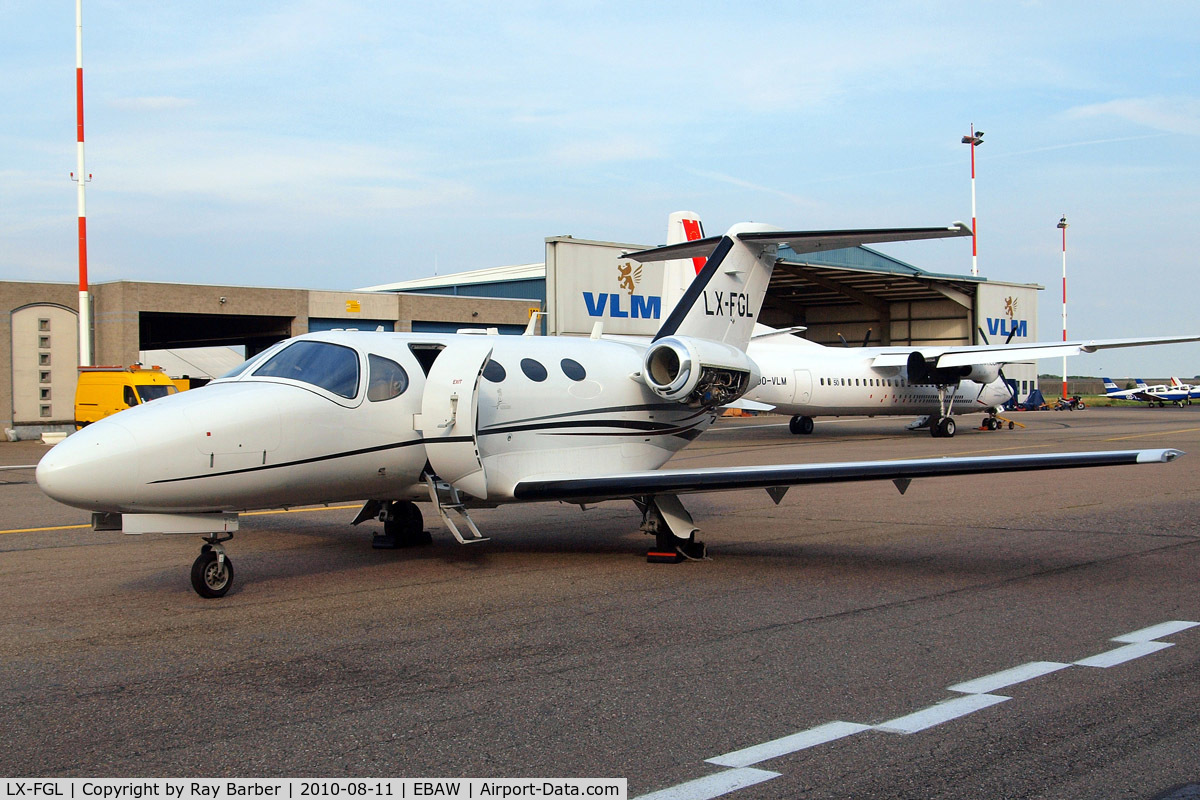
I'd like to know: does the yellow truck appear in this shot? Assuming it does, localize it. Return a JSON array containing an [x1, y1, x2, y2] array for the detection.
[[75, 365, 179, 429]]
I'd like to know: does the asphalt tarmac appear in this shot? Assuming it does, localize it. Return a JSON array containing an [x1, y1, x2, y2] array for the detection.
[[2, 406, 1198, 798]]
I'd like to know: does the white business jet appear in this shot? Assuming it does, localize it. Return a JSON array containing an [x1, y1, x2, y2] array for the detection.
[[664, 213, 1200, 437], [37, 221, 1184, 597]]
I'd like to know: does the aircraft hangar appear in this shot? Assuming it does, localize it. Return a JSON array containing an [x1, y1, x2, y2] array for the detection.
[[368, 234, 1044, 400], [2, 229, 1041, 439]]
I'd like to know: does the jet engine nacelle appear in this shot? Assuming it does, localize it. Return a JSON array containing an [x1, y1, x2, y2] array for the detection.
[[643, 336, 758, 407], [907, 351, 971, 386]]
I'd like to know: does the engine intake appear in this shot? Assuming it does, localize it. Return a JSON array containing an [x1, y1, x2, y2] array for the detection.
[[643, 336, 757, 407]]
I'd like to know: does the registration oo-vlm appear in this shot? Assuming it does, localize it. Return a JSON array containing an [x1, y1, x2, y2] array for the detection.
[[2, 781, 626, 800]]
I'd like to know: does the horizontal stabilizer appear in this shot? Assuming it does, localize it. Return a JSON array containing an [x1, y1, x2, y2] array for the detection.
[[626, 222, 971, 263]]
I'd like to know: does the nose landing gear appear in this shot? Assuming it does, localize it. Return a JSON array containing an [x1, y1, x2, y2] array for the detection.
[[191, 532, 235, 598]]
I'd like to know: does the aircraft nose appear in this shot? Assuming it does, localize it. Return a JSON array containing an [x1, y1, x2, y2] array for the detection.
[[36, 421, 141, 512]]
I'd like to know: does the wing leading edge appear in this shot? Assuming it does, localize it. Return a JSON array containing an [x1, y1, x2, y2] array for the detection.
[[513, 448, 1183, 504]]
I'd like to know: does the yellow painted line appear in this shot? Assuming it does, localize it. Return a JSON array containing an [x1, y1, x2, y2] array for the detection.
[[0, 523, 91, 535], [243, 504, 360, 517], [0, 504, 363, 536], [1104, 427, 1200, 442]]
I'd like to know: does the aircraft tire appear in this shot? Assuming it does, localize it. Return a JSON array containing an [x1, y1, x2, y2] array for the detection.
[[191, 550, 234, 598], [798, 416, 814, 434], [939, 417, 956, 437], [384, 502, 430, 546]]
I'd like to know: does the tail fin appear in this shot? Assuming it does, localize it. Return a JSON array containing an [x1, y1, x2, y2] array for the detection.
[[662, 211, 708, 326], [629, 222, 781, 350], [1170, 377, 1183, 388], [1102, 377, 1121, 394], [629, 220, 972, 352], [1136, 378, 1149, 388]]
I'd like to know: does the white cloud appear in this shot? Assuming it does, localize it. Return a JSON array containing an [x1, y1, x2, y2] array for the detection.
[[1065, 97, 1200, 135]]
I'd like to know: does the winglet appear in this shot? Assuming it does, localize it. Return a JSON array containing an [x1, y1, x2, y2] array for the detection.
[[1139, 448, 1185, 463]]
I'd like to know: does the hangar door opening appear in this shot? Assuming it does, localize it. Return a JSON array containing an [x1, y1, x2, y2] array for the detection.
[[139, 312, 293, 357]]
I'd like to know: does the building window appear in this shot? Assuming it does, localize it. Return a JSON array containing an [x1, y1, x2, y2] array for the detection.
[[40, 388, 51, 401], [40, 405, 51, 418], [39, 336, 51, 349], [39, 353, 50, 366], [39, 319, 50, 332], [40, 371, 51, 384]]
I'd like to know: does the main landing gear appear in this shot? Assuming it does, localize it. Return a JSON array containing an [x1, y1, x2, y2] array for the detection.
[[191, 532, 235, 598], [788, 415, 815, 435], [638, 494, 707, 563], [928, 384, 958, 438], [360, 500, 432, 548]]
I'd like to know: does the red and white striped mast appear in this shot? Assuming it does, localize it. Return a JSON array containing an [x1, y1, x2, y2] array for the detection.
[[1058, 215, 1069, 400], [72, 0, 92, 366], [961, 125, 984, 277]]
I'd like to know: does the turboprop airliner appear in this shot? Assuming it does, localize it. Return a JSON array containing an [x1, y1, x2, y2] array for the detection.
[[663, 213, 1200, 437], [37, 220, 1185, 597], [742, 328, 1200, 436]]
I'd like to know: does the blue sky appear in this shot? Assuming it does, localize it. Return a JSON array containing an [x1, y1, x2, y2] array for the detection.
[[2, 1, 1198, 377]]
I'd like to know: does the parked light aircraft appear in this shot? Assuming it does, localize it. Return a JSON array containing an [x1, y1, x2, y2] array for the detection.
[[665, 213, 1200, 436], [37, 220, 1185, 597], [1103, 377, 1197, 407]]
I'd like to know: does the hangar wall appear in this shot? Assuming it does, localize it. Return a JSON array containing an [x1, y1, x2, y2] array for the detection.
[[1, 280, 534, 437]]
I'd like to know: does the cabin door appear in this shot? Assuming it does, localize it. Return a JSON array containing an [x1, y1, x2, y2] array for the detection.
[[791, 369, 813, 404], [414, 340, 493, 499]]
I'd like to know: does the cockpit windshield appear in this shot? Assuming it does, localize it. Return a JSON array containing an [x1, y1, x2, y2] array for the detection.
[[252, 340, 360, 399], [218, 346, 278, 380]]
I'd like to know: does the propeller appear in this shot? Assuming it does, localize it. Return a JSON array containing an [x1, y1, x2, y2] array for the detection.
[[837, 328, 872, 348]]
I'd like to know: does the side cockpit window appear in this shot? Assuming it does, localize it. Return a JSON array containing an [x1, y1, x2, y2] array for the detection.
[[253, 340, 360, 399], [367, 354, 409, 402]]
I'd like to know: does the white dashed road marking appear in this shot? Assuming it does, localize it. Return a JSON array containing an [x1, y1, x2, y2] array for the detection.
[[947, 661, 1071, 694], [633, 620, 1200, 800], [1074, 641, 1174, 668], [635, 768, 781, 800], [706, 721, 873, 769], [873, 693, 1010, 735]]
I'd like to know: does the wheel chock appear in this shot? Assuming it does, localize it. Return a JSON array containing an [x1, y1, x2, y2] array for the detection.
[[647, 549, 684, 564]]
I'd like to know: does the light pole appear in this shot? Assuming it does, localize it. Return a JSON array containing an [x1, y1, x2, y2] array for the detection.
[[72, 0, 92, 366], [1058, 215, 1069, 400], [961, 126, 984, 276]]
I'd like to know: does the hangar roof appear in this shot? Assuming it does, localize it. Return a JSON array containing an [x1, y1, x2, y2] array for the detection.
[[358, 263, 545, 293], [359, 245, 1004, 311], [769, 245, 985, 310]]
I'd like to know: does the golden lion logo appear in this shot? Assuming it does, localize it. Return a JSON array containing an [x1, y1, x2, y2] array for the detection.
[[617, 261, 642, 296], [1004, 296, 1018, 319]]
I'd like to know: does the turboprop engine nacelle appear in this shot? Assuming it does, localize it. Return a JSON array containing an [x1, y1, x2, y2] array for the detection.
[[906, 351, 999, 386], [964, 363, 1002, 384], [643, 336, 758, 407]]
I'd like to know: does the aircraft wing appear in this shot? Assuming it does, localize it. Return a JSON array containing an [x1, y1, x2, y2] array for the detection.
[[868, 334, 1200, 369], [625, 222, 972, 263], [513, 448, 1182, 505]]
